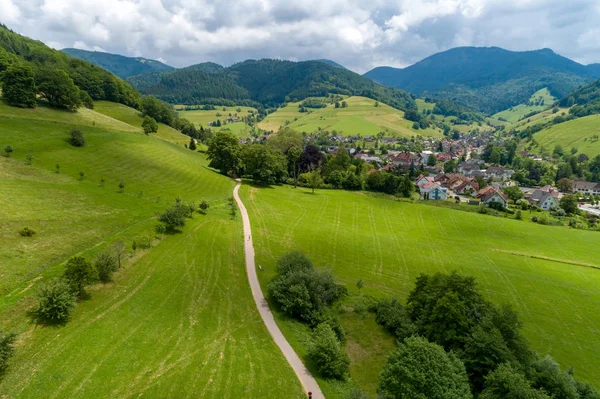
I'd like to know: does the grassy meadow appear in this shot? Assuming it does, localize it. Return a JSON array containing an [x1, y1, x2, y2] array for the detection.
[[177, 106, 256, 137], [493, 88, 556, 123], [0, 101, 303, 398], [259, 96, 443, 137], [241, 185, 600, 397], [532, 114, 600, 157]]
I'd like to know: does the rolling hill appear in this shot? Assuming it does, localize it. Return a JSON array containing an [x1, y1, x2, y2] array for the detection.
[[0, 100, 303, 398], [61, 48, 174, 79], [126, 59, 417, 111], [364, 47, 600, 114]]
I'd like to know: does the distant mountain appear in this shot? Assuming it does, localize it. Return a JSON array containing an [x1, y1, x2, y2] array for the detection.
[[127, 59, 416, 111], [364, 47, 600, 114], [62, 48, 174, 79], [313, 59, 346, 69]]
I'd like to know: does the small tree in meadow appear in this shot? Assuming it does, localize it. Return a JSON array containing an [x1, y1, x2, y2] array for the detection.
[[199, 200, 210, 215], [118, 180, 125, 192], [158, 201, 189, 232], [308, 323, 350, 380], [63, 256, 98, 296], [69, 129, 85, 147], [0, 330, 16, 373], [356, 279, 364, 293], [112, 241, 126, 269], [25, 154, 33, 165], [55, 164, 60, 173], [35, 278, 77, 323], [142, 116, 158, 134], [189, 137, 197, 151], [4, 145, 13, 157], [95, 252, 118, 282]]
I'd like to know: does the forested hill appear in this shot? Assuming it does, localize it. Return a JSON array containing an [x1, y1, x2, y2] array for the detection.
[[0, 24, 141, 109], [62, 48, 174, 79], [364, 46, 600, 114], [559, 78, 600, 117], [127, 59, 416, 110]]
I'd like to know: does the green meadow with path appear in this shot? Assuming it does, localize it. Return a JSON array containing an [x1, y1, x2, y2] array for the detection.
[[241, 184, 600, 397], [0, 102, 303, 398]]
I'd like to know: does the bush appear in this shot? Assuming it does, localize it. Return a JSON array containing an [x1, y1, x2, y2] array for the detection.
[[0, 330, 16, 373], [4, 145, 13, 157], [515, 210, 522, 220], [69, 129, 85, 147], [35, 278, 77, 322], [488, 201, 505, 211], [63, 256, 98, 296], [158, 201, 189, 232], [95, 252, 118, 282], [199, 200, 210, 214], [308, 323, 350, 380], [374, 298, 416, 340], [142, 116, 158, 134], [19, 227, 36, 237]]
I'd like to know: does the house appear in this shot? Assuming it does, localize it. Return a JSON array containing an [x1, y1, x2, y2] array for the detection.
[[355, 153, 383, 163], [476, 186, 508, 208], [455, 179, 479, 195], [434, 173, 461, 187], [457, 162, 482, 176], [420, 182, 449, 200], [573, 181, 600, 196], [527, 186, 560, 210], [388, 152, 421, 169], [436, 153, 453, 162], [415, 175, 435, 188], [484, 166, 514, 180]]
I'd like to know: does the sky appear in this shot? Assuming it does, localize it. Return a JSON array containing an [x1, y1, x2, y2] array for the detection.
[[2, 0, 600, 73]]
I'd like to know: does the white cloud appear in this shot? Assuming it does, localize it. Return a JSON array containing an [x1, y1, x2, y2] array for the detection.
[[3, 0, 600, 72]]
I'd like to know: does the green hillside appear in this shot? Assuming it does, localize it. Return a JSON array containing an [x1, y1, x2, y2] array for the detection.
[[61, 48, 174, 79], [0, 102, 302, 398], [493, 88, 556, 123], [242, 185, 600, 396], [533, 114, 600, 157], [364, 47, 599, 113], [127, 59, 417, 111], [177, 105, 257, 137]]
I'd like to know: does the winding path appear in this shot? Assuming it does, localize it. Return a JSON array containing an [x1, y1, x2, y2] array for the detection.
[[233, 180, 324, 399]]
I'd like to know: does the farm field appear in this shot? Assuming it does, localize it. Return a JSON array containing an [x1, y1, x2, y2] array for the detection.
[[0, 102, 303, 398], [532, 114, 600, 157], [242, 185, 600, 397], [493, 88, 556, 123], [259, 96, 443, 137], [177, 106, 256, 137]]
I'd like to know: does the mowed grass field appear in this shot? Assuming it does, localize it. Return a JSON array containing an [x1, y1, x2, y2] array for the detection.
[[0, 102, 303, 398], [493, 88, 556, 123], [533, 114, 600, 157], [259, 96, 443, 137], [177, 106, 256, 137], [242, 185, 600, 396]]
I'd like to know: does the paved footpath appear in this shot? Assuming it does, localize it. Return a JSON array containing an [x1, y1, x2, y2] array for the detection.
[[233, 180, 324, 399]]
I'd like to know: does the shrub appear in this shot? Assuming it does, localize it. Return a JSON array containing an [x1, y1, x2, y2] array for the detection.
[[19, 227, 36, 237], [35, 278, 77, 322], [63, 256, 98, 296], [142, 116, 158, 134], [307, 323, 350, 380], [374, 298, 416, 340], [4, 145, 13, 157], [95, 252, 118, 282], [158, 201, 189, 232], [199, 200, 210, 214], [69, 129, 85, 147], [515, 210, 522, 220], [0, 330, 16, 373]]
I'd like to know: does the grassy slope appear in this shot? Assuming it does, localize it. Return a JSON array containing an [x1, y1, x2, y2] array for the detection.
[[533, 114, 600, 157], [242, 185, 600, 396], [177, 106, 256, 138], [0, 102, 303, 398], [493, 88, 556, 123], [259, 96, 443, 137]]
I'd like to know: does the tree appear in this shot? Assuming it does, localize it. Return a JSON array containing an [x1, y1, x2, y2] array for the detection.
[[37, 69, 82, 111], [299, 145, 324, 173], [428, 154, 437, 166], [4, 145, 13, 157], [242, 144, 287, 185], [35, 278, 77, 322], [199, 200, 210, 215], [374, 298, 416, 340], [158, 201, 189, 232], [69, 129, 85, 147], [79, 90, 94, 109], [335, 101, 340, 108], [207, 131, 241, 175], [0, 330, 16, 373], [142, 116, 158, 134], [95, 252, 118, 282], [502, 186, 523, 202], [356, 279, 364, 292], [557, 178, 573, 193], [287, 145, 302, 188], [307, 168, 324, 194], [63, 256, 98, 296], [118, 180, 125, 192], [479, 363, 550, 399], [445, 159, 457, 173], [189, 137, 197, 151], [1, 63, 36, 108], [308, 323, 350, 380], [341, 101, 348, 108], [559, 194, 578, 215], [378, 336, 472, 399], [342, 173, 362, 191], [112, 241, 126, 269]]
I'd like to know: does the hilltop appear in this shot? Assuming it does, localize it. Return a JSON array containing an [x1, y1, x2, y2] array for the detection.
[[364, 46, 600, 114], [62, 48, 174, 79]]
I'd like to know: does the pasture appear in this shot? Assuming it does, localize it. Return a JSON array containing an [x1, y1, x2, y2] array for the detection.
[[493, 88, 556, 123], [259, 96, 443, 137], [242, 185, 600, 396], [177, 106, 256, 137], [532, 114, 600, 157], [0, 102, 303, 398]]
